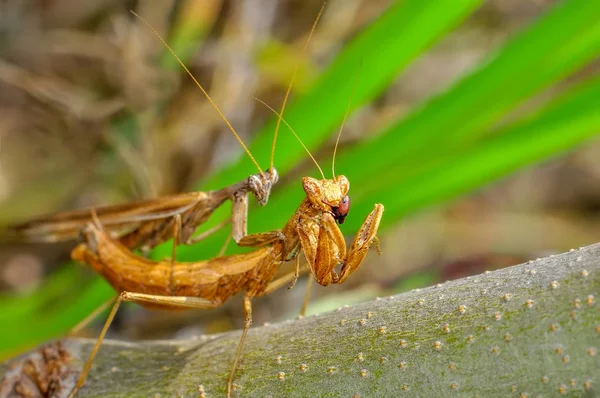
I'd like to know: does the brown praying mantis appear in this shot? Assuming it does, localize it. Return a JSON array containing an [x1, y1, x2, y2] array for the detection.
[[68, 153, 383, 397], [7, 5, 385, 397], [6, 6, 324, 256], [63, 9, 383, 398]]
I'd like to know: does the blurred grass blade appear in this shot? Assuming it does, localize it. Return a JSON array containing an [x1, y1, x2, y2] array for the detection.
[[0, 272, 113, 359], [0, 266, 82, 322], [162, 0, 483, 261], [169, 0, 600, 261], [171, 71, 600, 263], [253, 74, 600, 236], [359, 75, 600, 225], [337, 0, 600, 187], [159, 0, 223, 70], [202, 0, 483, 188]]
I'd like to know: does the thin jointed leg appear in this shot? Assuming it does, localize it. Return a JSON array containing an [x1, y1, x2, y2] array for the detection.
[[68, 296, 117, 336], [218, 233, 233, 257], [231, 191, 248, 243], [268, 256, 311, 315], [225, 270, 310, 395], [68, 294, 125, 398], [186, 217, 232, 245], [300, 277, 313, 317], [68, 292, 218, 398], [69, 271, 310, 397], [264, 268, 309, 295], [227, 296, 252, 398], [170, 214, 182, 293], [288, 255, 301, 290], [237, 230, 285, 248]]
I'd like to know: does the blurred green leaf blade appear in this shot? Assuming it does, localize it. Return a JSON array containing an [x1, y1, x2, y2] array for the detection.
[[201, 0, 483, 190], [338, 0, 600, 186]]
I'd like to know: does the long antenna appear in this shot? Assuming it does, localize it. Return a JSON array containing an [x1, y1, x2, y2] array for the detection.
[[130, 10, 265, 178], [332, 60, 362, 178], [254, 97, 325, 180], [270, 2, 326, 171]]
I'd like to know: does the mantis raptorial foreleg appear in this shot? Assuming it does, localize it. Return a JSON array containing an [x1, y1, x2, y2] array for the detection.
[[336, 204, 384, 284], [185, 189, 275, 248], [185, 168, 271, 247], [298, 204, 384, 286], [231, 190, 249, 243]]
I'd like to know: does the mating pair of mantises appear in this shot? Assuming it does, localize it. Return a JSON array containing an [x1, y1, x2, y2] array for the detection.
[[9, 7, 383, 397]]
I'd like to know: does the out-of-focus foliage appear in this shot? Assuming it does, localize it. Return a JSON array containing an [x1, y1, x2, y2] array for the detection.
[[0, 0, 599, 358]]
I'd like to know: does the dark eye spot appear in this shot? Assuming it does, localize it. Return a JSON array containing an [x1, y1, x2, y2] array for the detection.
[[332, 195, 350, 224]]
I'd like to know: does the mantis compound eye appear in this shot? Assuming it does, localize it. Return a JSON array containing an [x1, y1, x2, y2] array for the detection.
[[332, 195, 350, 224]]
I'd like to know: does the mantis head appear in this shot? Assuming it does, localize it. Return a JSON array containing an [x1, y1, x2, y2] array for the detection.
[[248, 167, 279, 206], [302, 175, 350, 224]]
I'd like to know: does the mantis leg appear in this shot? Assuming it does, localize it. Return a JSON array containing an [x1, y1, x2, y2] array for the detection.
[[218, 233, 233, 256], [298, 204, 384, 286], [68, 295, 117, 336], [336, 204, 384, 284], [227, 267, 311, 395], [186, 189, 249, 247], [297, 213, 344, 286], [232, 190, 284, 248], [186, 191, 280, 249], [231, 191, 249, 243], [68, 292, 218, 398], [186, 217, 232, 245], [263, 267, 309, 295], [299, 277, 312, 317], [237, 230, 285, 248], [228, 267, 311, 397], [227, 296, 252, 398], [170, 214, 182, 292], [193, 225, 283, 250], [288, 255, 301, 289]]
